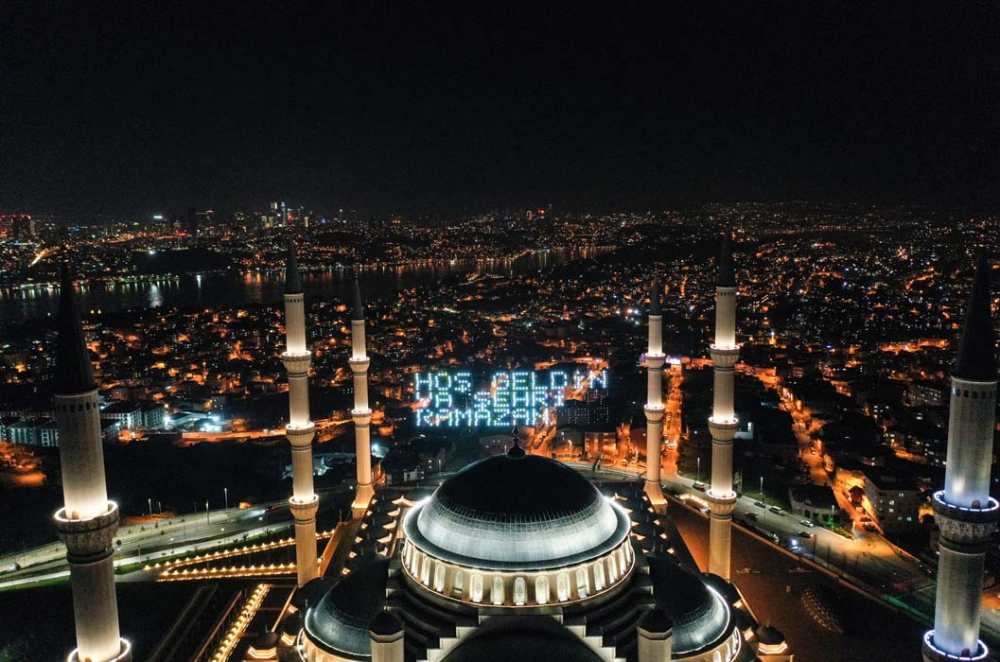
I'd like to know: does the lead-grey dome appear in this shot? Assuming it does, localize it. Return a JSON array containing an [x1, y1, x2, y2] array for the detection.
[[304, 557, 390, 659], [648, 557, 732, 654], [403, 454, 631, 570]]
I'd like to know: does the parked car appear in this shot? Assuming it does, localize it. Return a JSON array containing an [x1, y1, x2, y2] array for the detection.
[[692, 482, 708, 492], [798, 531, 815, 539], [769, 506, 784, 516], [745, 512, 759, 523], [765, 531, 780, 543], [753, 500, 767, 509], [800, 519, 815, 528]]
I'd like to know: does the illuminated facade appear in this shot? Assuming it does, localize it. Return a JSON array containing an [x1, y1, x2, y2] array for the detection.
[[282, 241, 320, 586], [297, 446, 770, 662], [53, 267, 132, 662], [923, 254, 998, 662]]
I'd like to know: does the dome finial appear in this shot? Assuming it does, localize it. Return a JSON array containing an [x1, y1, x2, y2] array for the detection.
[[507, 436, 526, 459]]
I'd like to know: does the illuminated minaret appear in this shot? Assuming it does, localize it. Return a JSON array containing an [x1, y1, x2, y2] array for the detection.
[[707, 233, 739, 581], [923, 254, 998, 662], [350, 275, 375, 508], [53, 267, 132, 662], [644, 278, 667, 505], [281, 241, 319, 586]]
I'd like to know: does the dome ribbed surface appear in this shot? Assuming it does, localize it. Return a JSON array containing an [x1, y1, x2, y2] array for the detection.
[[404, 454, 630, 570]]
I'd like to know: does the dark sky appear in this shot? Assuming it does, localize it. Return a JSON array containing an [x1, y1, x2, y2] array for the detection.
[[2, 2, 999, 217]]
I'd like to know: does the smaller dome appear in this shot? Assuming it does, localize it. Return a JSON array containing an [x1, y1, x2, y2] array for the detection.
[[648, 557, 731, 654], [304, 557, 390, 658], [443, 616, 603, 662], [506, 440, 526, 459]]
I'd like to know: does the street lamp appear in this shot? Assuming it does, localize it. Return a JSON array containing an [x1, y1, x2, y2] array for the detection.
[[224, 487, 229, 514], [205, 500, 210, 524], [759, 475, 764, 497], [148, 498, 152, 517], [697, 457, 701, 482]]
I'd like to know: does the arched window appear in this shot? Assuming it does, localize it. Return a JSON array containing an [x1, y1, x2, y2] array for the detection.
[[452, 570, 464, 597], [557, 573, 570, 601], [420, 557, 431, 585], [593, 561, 606, 591], [491, 576, 505, 605], [617, 546, 627, 572], [576, 567, 590, 598], [434, 564, 446, 592], [608, 554, 619, 581], [471, 574, 483, 603], [513, 577, 527, 605], [535, 576, 550, 605]]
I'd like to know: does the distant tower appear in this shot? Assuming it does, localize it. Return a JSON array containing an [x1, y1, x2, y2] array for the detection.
[[644, 279, 667, 506], [923, 254, 998, 662], [707, 233, 740, 581], [281, 241, 319, 586], [350, 276, 375, 508], [53, 267, 132, 662]]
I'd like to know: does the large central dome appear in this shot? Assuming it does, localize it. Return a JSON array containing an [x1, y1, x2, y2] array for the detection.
[[403, 451, 630, 570]]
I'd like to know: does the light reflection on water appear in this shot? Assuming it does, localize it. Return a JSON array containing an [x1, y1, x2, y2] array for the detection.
[[0, 248, 604, 328]]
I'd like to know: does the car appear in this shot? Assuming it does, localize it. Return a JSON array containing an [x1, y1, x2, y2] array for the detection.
[[753, 500, 767, 509], [809, 449, 817, 455], [798, 531, 815, 539], [769, 506, 784, 516], [765, 531, 780, 543], [863, 523, 878, 532], [745, 512, 759, 523], [692, 482, 708, 492], [800, 519, 816, 527]]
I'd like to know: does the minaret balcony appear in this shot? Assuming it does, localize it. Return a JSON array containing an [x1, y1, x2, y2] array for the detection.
[[931, 491, 999, 547], [922, 631, 989, 662], [69, 639, 132, 662], [709, 345, 740, 367]]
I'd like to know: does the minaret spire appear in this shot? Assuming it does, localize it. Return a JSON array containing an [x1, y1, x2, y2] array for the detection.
[[644, 279, 667, 506], [707, 232, 740, 581], [350, 273, 375, 509], [281, 241, 320, 586], [923, 253, 998, 662], [53, 267, 132, 662]]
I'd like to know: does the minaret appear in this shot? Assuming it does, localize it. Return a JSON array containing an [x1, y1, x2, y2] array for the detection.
[[53, 266, 132, 662], [644, 279, 667, 506], [923, 253, 998, 662], [707, 233, 740, 581], [281, 241, 319, 586], [350, 275, 375, 508]]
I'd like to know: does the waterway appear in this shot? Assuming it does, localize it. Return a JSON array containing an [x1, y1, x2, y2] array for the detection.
[[0, 247, 607, 328]]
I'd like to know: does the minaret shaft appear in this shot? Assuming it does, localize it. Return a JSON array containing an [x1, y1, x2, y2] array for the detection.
[[351, 281, 375, 507], [708, 236, 739, 581], [923, 254, 998, 662], [644, 281, 666, 504], [53, 271, 131, 662], [282, 256, 319, 586]]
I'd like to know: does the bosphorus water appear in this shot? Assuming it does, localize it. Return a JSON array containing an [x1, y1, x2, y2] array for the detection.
[[0, 248, 607, 329]]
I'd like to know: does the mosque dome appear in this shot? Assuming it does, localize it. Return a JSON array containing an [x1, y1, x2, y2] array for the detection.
[[303, 557, 390, 660], [403, 451, 631, 571], [648, 557, 731, 655]]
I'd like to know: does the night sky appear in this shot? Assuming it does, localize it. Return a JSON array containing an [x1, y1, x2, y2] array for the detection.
[[2, 2, 999, 217]]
